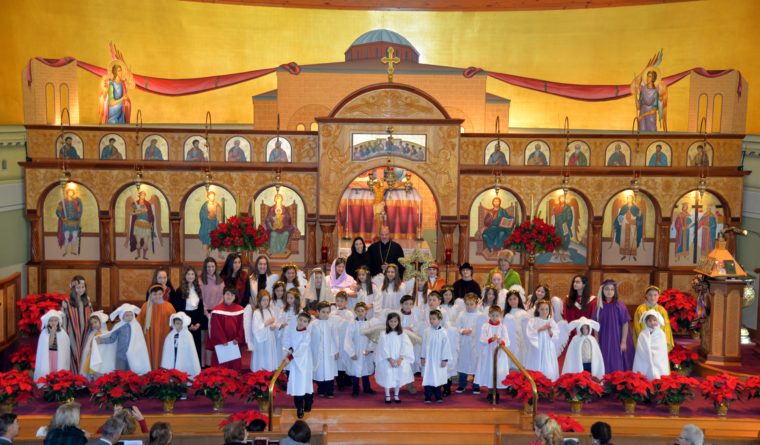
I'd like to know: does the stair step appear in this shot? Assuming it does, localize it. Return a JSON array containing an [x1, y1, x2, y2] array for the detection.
[[279, 407, 522, 425]]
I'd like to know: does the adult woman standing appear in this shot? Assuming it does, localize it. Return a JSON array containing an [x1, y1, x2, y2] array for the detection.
[[345, 237, 370, 281], [170, 266, 207, 364], [564, 275, 596, 323], [61, 276, 93, 374], [221, 253, 248, 306], [200, 257, 224, 367], [145, 268, 175, 301], [246, 255, 279, 301]]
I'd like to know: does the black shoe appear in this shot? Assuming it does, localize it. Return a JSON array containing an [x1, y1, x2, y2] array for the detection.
[[486, 393, 493, 402], [304, 394, 314, 412], [385, 396, 392, 404], [443, 387, 451, 397], [363, 389, 376, 394], [297, 408, 304, 419], [424, 398, 432, 404], [394, 398, 401, 404], [352, 392, 359, 398]]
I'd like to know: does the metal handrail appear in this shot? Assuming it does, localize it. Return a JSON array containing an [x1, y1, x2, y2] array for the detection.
[[492, 342, 538, 423], [266, 357, 290, 431]]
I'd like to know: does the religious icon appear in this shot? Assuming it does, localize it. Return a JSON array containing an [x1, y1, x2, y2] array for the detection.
[[351, 133, 426, 162], [631, 50, 668, 132], [142, 135, 168, 161], [525, 140, 550, 166], [266, 137, 291, 163], [645, 141, 671, 167], [605, 141, 630, 167], [123, 189, 163, 260], [98, 44, 134, 124], [536, 190, 588, 264], [484, 139, 509, 166], [687, 141, 713, 167], [565, 141, 590, 167], [603, 192, 656, 265], [470, 189, 521, 260], [670, 190, 724, 266], [56, 133, 83, 160], [184, 136, 209, 162], [199, 190, 225, 255], [56, 186, 83, 257], [258, 189, 302, 257], [225, 137, 250, 162], [99, 134, 126, 160]]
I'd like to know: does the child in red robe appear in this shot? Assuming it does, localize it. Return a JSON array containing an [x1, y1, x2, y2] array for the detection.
[[207, 287, 245, 370]]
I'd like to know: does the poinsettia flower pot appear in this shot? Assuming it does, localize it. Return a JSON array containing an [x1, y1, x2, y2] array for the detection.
[[213, 398, 225, 411], [163, 398, 176, 413], [668, 403, 681, 416], [569, 400, 583, 414], [257, 398, 271, 414], [716, 402, 729, 416], [0, 402, 14, 414], [623, 399, 637, 414]]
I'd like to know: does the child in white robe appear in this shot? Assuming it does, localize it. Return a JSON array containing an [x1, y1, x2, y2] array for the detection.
[[441, 285, 464, 323], [376, 264, 415, 312], [94, 304, 151, 375], [34, 310, 72, 383], [633, 310, 671, 381], [248, 290, 281, 372], [304, 267, 335, 312], [352, 266, 379, 319], [161, 312, 201, 379], [455, 293, 486, 394], [421, 309, 453, 403], [331, 292, 355, 390], [503, 289, 530, 367], [375, 312, 415, 403], [311, 301, 339, 398], [277, 288, 302, 362], [562, 317, 605, 379], [421, 291, 458, 395], [399, 294, 424, 379], [525, 300, 561, 381], [474, 305, 510, 403], [80, 311, 109, 381], [344, 302, 375, 396], [270, 280, 287, 312], [480, 285, 499, 316], [284, 312, 314, 419], [281, 264, 307, 297]]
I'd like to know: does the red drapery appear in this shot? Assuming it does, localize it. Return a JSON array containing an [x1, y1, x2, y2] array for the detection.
[[26, 57, 300, 96], [338, 189, 421, 241], [464, 66, 743, 102]]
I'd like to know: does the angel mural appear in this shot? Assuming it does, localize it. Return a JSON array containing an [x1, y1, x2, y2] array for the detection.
[[99, 43, 134, 124], [670, 191, 724, 266], [631, 50, 668, 132], [199, 190, 225, 255], [470, 189, 521, 260], [536, 191, 587, 264], [611, 194, 644, 261], [123, 190, 163, 260], [602, 191, 656, 266]]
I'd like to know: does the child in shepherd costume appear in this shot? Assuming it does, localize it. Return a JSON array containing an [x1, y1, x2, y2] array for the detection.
[[632, 309, 671, 381], [34, 310, 72, 383], [94, 304, 151, 375], [161, 312, 202, 379], [561, 317, 605, 379]]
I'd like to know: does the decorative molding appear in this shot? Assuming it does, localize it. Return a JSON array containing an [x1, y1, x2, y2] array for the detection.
[[0, 182, 24, 212], [743, 188, 760, 219]]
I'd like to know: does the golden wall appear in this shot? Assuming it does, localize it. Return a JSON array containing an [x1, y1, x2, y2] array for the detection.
[[2, 0, 758, 132]]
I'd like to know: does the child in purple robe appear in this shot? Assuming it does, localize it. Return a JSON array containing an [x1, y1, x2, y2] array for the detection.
[[593, 280, 634, 372]]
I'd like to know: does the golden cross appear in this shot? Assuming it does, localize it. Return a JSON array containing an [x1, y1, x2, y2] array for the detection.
[[381, 47, 400, 83]]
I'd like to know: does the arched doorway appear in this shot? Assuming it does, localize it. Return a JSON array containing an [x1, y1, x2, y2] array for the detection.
[[336, 166, 438, 258]]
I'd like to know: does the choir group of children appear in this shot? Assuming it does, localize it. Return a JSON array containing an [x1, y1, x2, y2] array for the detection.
[[33, 253, 675, 419]]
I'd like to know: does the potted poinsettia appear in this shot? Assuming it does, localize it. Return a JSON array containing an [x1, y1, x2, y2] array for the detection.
[[218, 409, 269, 432], [17, 293, 67, 336], [699, 373, 744, 416], [744, 376, 760, 402], [658, 289, 698, 335], [554, 372, 604, 414], [669, 345, 699, 376], [241, 370, 287, 414], [37, 370, 89, 404], [192, 367, 241, 411], [502, 370, 553, 414], [603, 371, 653, 414], [548, 414, 584, 433], [9, 345, 36, 373], [90, 370, 143, 409], [143, 368, 189, 413], [653, 373, 699, 416], [0, 370, 35, 413]]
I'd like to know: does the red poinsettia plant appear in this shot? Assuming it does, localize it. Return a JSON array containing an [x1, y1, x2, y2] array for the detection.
[[218, 409, 269, 429], [554, 372, 604, 403], [37, 370, 89, 403], [603, 371, 653, 403], [142, 368, 190, 402], [653, 373, 699, 405], [90, 370, 143, 409], [241, 370, 288, 402], [9, 345, 36, 371], [209, 215, 269, 251], [0, 370, 36, 405], [192, 367, 242, 403], [505, 218, 562, 255], [743, 376, 760, 401], [699, 373, 744, 408], [17, 293, 67, 336], [658, 289, 698, 333], [548, 413, 584, 433], [669, 345, 699, 374], [502, 370, 553, 404]]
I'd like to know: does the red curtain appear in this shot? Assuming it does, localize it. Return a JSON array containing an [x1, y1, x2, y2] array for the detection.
[[338, 189, 421, 240]]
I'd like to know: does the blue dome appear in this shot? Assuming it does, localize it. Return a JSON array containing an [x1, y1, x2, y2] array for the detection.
[[350, 29, 415, 49]]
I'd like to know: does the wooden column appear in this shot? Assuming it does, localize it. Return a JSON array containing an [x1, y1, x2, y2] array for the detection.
[[457, 218, 469, 265], [26, 210, 42, 263], [306, 215, 317, 265], [98, 211, 113, 263], [701, 279, 745, 365], [439, 219, 457, 265], [590, 216, 603, 269], [655, 218, 671, 269], [319, 220, 336, 264], [170, 212, 182, 264]]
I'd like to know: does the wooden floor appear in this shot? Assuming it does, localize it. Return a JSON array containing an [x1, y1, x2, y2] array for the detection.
[[14, 407, 760, 444]]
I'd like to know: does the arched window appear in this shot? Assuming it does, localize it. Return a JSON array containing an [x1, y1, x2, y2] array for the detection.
[[296, 123, 306, 132], [45, 83, 56, 124], [310, 122, 318, 131], [712, 94, 723, 133], [697, 93, 708, 130], [60, 83, 69, 115]]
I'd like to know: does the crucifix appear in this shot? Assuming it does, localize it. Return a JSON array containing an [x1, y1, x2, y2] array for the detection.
[[691, 193, 703, 264], [381, 46, 400, 82]]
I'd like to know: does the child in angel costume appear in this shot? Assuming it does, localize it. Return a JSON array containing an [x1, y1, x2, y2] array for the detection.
[[34, 310, 72, 383], [244, 290, 281, 372], [80, 311, 109, 381], [524, 300, 564, 382], [632, 309, 671, 381], [93, 304, 151, 375], [375, 312, 415, 404], [561, 317, 605, 379], [503, 288, 530, 367], [161, 312, 202, 379]]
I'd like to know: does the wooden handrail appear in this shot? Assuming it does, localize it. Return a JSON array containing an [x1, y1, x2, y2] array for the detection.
[[492, 342, 538, 423], [266, 356, 290, 431]]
